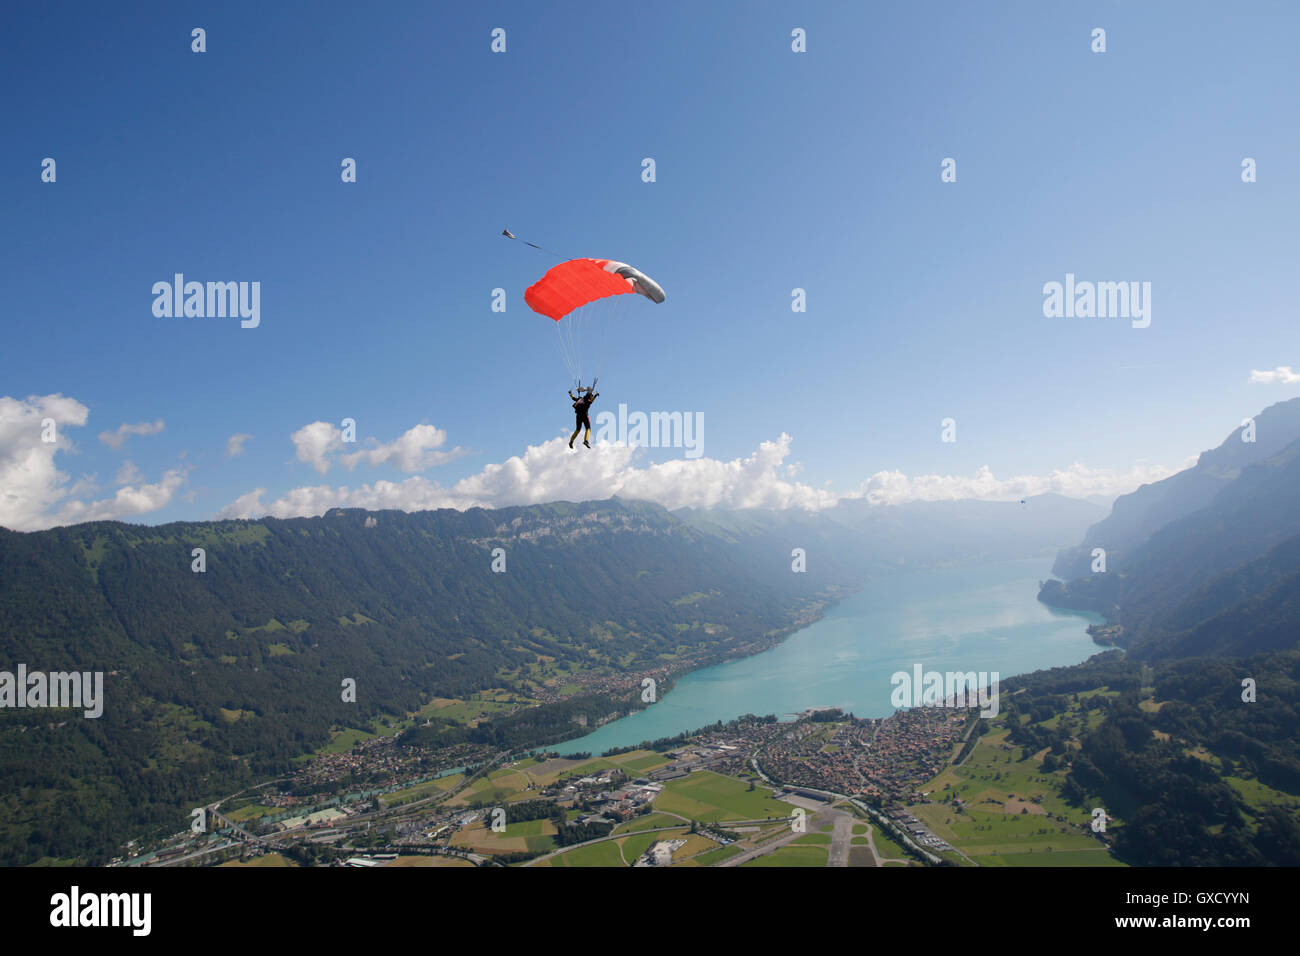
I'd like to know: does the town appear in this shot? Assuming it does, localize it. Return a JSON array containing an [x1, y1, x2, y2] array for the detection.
[[118, 702, 976, 868]]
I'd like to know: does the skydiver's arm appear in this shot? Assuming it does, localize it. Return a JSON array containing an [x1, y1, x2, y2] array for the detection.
[[568, 390, 577, 401]]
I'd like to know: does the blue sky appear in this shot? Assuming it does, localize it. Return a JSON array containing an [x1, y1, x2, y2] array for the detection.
[[3, 1, 1299, 528]]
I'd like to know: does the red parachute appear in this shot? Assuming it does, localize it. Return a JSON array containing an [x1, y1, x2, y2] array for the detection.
[[525, 258, 665, 321], [505, 231, 665, 386]]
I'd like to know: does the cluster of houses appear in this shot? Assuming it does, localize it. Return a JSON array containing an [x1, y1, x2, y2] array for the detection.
[[855, 709, 966, 799]]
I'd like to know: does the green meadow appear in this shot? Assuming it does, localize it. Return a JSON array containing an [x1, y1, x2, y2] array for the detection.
[[655, 771, 789, 822], [740, 845, 828, 867], [913, 724, 1123, 867]]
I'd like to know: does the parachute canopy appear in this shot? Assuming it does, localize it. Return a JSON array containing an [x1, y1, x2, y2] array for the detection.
[[525, 258, 665, 322]]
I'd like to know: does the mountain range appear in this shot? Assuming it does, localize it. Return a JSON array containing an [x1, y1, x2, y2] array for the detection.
[[1040, 397, 1300, 662]]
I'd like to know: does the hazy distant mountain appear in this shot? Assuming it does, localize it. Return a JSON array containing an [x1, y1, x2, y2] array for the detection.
[[677, 493, 1105, 578], [1041, 400, 1300, 660], [1083, 494, 1117, 509], [1051, 397, 1300, 580]]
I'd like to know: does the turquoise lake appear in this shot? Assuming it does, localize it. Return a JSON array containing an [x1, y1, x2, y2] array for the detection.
[[549, 558, 1101, 755]]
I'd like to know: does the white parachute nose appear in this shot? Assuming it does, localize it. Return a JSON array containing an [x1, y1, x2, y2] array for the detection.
[[606, 261, 666, 304]]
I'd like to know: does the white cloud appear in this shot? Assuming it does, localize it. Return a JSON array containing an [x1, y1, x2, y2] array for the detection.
[[1249, 366, 1300, 385], [292, 421, 464, 474], [340, 424, 466, 471], [291, 421, 344, 475], [0, 396, 189, 530], [115, 460, 143, 486], [52, 468, 188, 526], [0, 394, 90, 531], [847, 461, 1177, 505], [4, 399, 1181, 532], [219, 434, 1178, 522], [214, 434, 821, 520], [99, 418, 164, 449], [226, 432, 252, 457]]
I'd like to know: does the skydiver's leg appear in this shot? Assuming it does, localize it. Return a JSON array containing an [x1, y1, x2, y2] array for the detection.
[[582, 414, 591, 448], [570, 418, 582, 448]]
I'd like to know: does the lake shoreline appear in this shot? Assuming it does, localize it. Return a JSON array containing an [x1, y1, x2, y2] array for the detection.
[[541, 558, 1103, 757]]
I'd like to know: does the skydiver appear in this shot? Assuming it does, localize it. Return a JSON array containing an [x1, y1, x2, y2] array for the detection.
[[569, 387, 598, 449]]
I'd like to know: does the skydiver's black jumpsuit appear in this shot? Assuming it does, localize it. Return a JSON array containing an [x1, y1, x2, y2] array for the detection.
[[569, 391, 597, 448]]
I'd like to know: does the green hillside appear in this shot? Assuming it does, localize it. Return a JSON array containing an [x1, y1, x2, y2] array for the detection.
[[0, 499, 826, 865]]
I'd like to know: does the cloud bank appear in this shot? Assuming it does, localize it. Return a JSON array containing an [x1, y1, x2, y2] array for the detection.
[[217, 434, 1173, 521], [1249, 366, 1300, 385], [0, 395, 1179, 531]]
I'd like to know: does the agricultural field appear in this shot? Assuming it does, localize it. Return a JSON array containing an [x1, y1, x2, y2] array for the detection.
[[445, 766, 541, 806], [317, 693, 533, 760], [1224, 774, 1300, 815], [224, 803, 280, 823], [555, 749, 668, 779], [318, 727, 376, 754], [793, 832, 832, 845], [654, 771, 789, 822], [383, 773, 464, 809], [451, 817, 559, 855], [385, 855, 475, 867], [912, 725, 1122, 867], [868, 825, 911, 862], [977, 849, 1120, 867], [530, 824, 726, 867], [739, 845, 828, 867], [613, 812, 687, 834], [692, 844, 744, 866], [534, 841, 625, 868], [617, 752, 672, 773], [415, 695, 523, 727], [671, 833, 722, 863]]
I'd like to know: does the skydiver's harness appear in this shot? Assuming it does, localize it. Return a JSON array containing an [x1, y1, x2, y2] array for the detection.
[[572, 380, 597, 418]]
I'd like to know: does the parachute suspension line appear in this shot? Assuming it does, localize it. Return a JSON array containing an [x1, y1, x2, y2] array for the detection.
[[507, 229, 580, 385], [572, 315, 581, 385], [574, 308, 584, 385], [569, 314, 578, 382], [591, 298, 606, 385], [553, 322, 568, 383], [556, 316, 580, 385], [520, 251, 664, 391], [592, 284, 630, 385], [576, 304, 585, 384], [554, 288, 636, 388]]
